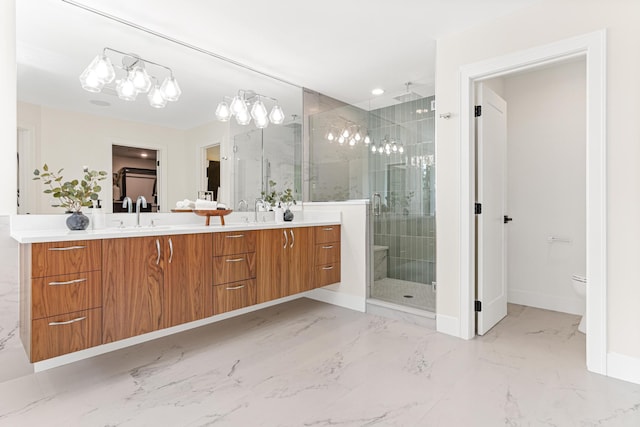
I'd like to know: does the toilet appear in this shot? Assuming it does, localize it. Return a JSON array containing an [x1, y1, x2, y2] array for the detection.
[[572, 274, 587, 333]]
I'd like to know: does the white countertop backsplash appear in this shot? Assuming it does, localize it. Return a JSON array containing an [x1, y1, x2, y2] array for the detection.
[[10, 210, 341, 243]]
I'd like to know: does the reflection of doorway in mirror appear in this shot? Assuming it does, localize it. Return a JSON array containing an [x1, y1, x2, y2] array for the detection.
[[205, 145, 221, 201], [17, 127, 36, 214], [112, 145, 159, 213]]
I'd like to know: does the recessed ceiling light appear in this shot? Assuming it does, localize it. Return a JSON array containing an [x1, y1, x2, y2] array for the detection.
[[371, 88, 385, 96], [141, 153, 148, 158], [89, 99, 110, 107]]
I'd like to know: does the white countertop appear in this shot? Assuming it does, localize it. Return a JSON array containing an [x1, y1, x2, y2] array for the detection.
[[10, 211, 341, 243]]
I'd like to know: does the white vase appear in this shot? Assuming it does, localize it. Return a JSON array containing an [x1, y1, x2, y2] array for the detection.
[[274, 206, 284, 223]]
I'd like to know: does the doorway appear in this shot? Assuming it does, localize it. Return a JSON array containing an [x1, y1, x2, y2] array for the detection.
[[205, 145, 221, 201], [458, 30, 606, 374], [112, 145, 159, 212]]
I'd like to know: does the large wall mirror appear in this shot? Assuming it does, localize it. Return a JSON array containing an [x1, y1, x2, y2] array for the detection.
[[16, 0, 302, 214]]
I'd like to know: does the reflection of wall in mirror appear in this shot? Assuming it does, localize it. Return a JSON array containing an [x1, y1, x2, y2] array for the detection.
[[17, 101, 189, 214]]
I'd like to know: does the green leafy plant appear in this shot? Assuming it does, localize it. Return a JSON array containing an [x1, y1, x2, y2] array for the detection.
[[261, 180, 278, 209], [279, 187, 297, 210], [33, 164, 108, 212]]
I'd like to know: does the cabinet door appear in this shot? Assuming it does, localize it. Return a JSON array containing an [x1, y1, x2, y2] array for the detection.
[[257, 228, 286, 303], [164, 234, 211, 328], [102, 236, 164, 343], [287, 227, 314, 295]]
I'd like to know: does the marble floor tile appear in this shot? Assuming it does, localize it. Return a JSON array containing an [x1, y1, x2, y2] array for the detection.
[[0, 299, 639, 426]]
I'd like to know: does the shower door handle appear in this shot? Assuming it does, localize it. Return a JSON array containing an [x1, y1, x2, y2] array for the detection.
[[372, 193, 382, 216]]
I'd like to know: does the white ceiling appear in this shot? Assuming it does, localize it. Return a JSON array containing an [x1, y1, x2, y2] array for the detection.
[[17, 0, 541, 129]]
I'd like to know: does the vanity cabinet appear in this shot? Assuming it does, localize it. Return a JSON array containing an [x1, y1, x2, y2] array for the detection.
[[102, 236, 164, 342], [102, 233, 211, 341], [211, 231, 257, 315], [23, 240, 103, 362], [257, 227, 314, 303], [313, 225, 341, 287], [163, 234, 212, 327]]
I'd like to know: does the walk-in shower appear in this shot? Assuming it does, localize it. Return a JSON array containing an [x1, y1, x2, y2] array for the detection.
[[308, 90, 436, 313]]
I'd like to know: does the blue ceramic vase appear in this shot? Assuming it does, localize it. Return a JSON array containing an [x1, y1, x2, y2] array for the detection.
[[66, 211, 90, 230]]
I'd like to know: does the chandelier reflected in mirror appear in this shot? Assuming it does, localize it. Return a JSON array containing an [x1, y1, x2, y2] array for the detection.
[[324, 119, 371, 147], [215, 90, 285, 129], [79, 47, 181, 108]]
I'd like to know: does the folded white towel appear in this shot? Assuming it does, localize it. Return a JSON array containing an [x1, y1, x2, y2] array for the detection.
[[195, 199, 217, 210], [176, 201, 185, 208]]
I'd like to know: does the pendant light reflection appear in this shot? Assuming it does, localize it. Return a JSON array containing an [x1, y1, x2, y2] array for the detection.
[[79, 47, 180, 109], [215, 90, 285, 128]]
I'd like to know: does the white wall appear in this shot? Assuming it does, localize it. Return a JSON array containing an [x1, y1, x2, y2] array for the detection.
[[17, 102, 189, 213], [500, 60, 587, 315], [1, 0, 16, 215], [435, 0, 640, 363]]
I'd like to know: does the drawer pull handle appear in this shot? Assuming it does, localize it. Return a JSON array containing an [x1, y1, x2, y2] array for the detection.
[[48, 278, 87, 286], [226, 258, 244, 263], [226, 285, 246, 290], [226, 234, 245, 239], [322, 266, 334, 270], [323, 227, 334, 231], [49, 316, 86, 326], [48, 245, 86, 251], [322, 245, 334, 249]]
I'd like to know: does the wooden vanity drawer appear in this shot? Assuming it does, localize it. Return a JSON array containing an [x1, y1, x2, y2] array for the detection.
[[213, 253, 256, 285], [31, 240, 102, 278], [32, 271, 102, 320], [31, 308, 102, 362], [213, 231, 256, 256], [314, 263, 341, 288], [314, 242, 341, 265], [314, 225, 340, 244], [212, 279, 257, 315]]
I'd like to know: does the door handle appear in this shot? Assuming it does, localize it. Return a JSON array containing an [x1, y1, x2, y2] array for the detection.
[[504, 215, 513, 224], [168, 238, 174, 263], [290, 229, 295, 248], [155, 239, 161, 265], [283, 229, 288, 249]]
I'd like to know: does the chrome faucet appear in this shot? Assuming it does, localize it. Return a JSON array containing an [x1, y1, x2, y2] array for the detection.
[[122, 196, 133, 213], [254, 198, 264, 223], [237, 199, 248, 212], [136, 195, 147, 227]]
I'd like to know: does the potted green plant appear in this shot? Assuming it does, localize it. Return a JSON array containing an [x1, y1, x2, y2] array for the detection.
[[260, 179, 278, 210], [33, 164, 108, 230], [279, 187, 296, 221]]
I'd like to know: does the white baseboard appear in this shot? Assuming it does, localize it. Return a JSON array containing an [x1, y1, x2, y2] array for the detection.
[[305, 288, 366, 312], [607, 352, 640, 385], [436, 313, 460, 337], [508, 288, 583, 315]]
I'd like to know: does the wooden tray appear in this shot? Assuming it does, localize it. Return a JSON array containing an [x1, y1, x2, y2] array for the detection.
[[193, 209, 233, 226], [170, 208, 193, 213]]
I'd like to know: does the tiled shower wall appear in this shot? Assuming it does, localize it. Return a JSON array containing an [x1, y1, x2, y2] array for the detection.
[[370, 96, 436, 285]]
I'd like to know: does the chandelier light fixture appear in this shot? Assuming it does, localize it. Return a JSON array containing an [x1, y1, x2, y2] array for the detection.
[[215, 90, 285, 128], [79, 47, 181, 108], [324, 120, 372, 148], [371, 135, 404, 155]]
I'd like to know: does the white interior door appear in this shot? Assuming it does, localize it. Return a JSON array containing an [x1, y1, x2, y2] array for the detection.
[[476, 83, 508, 335]]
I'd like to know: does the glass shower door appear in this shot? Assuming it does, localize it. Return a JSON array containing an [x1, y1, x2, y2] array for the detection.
[[368, 96, 436, 312]]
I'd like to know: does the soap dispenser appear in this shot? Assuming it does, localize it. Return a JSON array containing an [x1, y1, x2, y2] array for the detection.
[[92, 199, 106, 230]]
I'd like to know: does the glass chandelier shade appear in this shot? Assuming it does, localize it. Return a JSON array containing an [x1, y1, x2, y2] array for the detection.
[[79, 67, 104, 93], [131, 66, 152, 93], [235, 108, 252, 125], [254, 114, 269, 129], [269, 105, 285, 124], [116, 78, 138, 101], [148, 85, 167, 108], [159, 76, 181, 102], [215, 101, 232, 121], [250, 99, 268, 121]]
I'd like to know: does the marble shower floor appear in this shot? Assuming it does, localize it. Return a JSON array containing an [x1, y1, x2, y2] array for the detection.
[[371, 277, 436, 312], [1, 299, 639, 426]]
